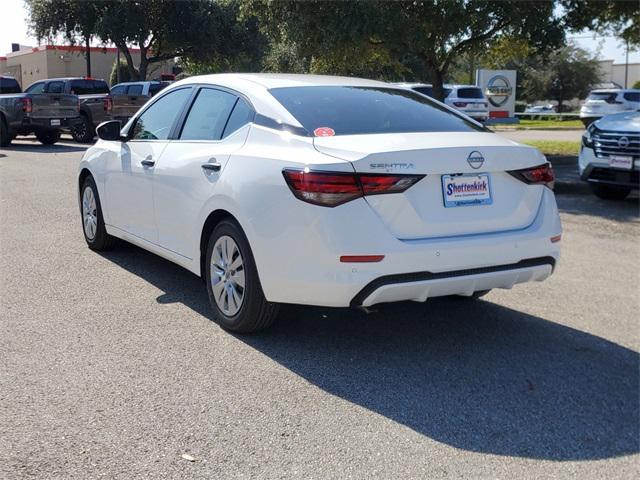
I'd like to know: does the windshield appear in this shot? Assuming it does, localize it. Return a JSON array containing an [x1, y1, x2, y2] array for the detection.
[[269, 86, 483, 136]]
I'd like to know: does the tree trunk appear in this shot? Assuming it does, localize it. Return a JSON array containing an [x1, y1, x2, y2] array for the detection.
[[116, 42, 140, 81], [428, 68, 447, 102], [85, 36, 91, 77], [138, 54, 148, 81]]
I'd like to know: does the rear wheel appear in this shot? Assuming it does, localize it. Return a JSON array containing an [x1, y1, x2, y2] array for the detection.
[[590, 183, 631, 200], [71, 115, 95, 143], [205, 219, 279, 333], [81, 176, 115, 250], [0, 116, 11, 147], [35, 130, 60, 145]]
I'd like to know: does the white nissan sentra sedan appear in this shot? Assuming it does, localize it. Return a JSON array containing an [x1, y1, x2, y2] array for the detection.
[[78, 74, 562, 333]]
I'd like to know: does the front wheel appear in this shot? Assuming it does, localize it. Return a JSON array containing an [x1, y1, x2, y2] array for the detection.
[[205, 219, 279, 333], [81, 176, 115, 250], [35, 130, 60, 145], [590, 183, 631, 200]]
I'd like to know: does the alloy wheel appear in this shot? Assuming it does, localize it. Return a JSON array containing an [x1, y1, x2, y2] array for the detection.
[[210, 235, 245, 316]]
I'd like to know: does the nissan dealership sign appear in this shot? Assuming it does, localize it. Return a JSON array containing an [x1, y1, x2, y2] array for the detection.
[[476, 69, 517, 119]]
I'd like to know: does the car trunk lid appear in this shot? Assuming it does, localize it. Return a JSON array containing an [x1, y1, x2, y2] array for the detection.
[[314, 131, 547, 240], [30, 93, 79, 119]]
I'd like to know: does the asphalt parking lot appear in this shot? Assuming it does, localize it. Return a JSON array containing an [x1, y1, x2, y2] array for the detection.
[[1, 137, 638, 479]]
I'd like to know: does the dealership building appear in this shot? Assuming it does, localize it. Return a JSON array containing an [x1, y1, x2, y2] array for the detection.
[[0, 44, 173, 88]]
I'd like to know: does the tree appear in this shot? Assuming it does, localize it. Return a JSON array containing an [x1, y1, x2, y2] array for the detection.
[[562, 0, 640, 47], [242, 0, 564, 100], [26, 0, 100, 76], [531, 45, 601, 111]]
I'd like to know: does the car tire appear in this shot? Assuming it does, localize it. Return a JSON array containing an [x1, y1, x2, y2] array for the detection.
[[35, 130, 60, 145], [71, 115, 95, 143], [590, 183, 631, 200], [0, 115, 11, 147], [205, 219, 279, 333], [81, 176, 115, 250]]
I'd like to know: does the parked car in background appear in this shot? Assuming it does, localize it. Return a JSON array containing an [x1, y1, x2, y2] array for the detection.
[[580, 89, 640, 127], [525, 104, 557, 114], [24, 77, 113, 143], [78, 74, 561, 333], [0, 75, 80, 147], [396, 83, 489, 122], [110, 81, 169, 123], [579, 111, 639, 200]]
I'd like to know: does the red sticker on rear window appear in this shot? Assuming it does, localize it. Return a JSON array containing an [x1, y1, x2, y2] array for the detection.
[[314, 127, 335, 137]]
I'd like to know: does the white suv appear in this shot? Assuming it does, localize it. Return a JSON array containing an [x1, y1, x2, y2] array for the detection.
[[396, 83, 489, 122], [580, 89, 640, 126]]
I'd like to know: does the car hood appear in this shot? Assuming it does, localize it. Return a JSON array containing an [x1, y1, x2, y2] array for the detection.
[[593, 111, 640, 132]]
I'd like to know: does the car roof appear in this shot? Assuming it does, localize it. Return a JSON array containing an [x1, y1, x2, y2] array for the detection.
[[392, 82, 432, 88], [44, 77, 108, 82], [449, 84, 482, 89]]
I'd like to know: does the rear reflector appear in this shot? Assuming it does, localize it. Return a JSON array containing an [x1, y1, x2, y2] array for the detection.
[[103, 97, 113, 112], [508, 163, 555, 189], [340, 255, 385, 263], [282, 169, 424, 207], [550, 234, 561, 243]]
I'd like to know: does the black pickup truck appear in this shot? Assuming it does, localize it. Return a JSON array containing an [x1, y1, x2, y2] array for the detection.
[[24, 77, 113, 143], [0, 76, 81, 147]]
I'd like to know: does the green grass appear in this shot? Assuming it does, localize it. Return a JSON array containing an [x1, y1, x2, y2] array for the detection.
[[516, 119, 584, 129], [523, 140, 581, 157]]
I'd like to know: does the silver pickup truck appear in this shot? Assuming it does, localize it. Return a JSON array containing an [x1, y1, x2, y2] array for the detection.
[[22, 77, 113, 143], [0, 76, 81, 147]]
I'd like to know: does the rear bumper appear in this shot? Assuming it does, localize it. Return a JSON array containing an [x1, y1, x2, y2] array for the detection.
[[352, 257, 554, 307], [254, 187, 561, 307], [19, 116, 82, 130]]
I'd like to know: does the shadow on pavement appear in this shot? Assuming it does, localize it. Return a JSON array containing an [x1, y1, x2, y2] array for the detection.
[[556, 191, 639, 223], [100, 242, 639, 462], [1, 141, 89, 153]]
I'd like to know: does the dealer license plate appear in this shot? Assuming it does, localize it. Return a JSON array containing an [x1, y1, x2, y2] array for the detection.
[[50, 119, 61, 126], [609, 155, 632, 170], [442, 173, 492, 208]]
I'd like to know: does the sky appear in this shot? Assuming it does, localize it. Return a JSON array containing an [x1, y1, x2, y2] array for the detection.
[[1, 0, 638, 64]]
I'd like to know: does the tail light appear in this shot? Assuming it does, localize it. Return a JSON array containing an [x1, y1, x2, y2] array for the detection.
[[103, 97, 112, 112], [282, 169, 425, 207], [508, 163, 555, 189], [21, 97, 32, 113], [453, 102, 468, 107]]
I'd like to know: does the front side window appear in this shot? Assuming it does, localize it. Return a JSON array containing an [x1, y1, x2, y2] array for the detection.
[[25, 82, 45, 94], [623, 92, 639, 102], [179, 88, 237, 141], [270, 86, 483, 136], [131, 87, 191, 140], [69, 80, 109, 95], [110, 85, 126, 95]]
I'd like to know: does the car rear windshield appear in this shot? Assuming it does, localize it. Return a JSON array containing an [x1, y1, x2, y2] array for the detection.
[[269, 86, 483, 136], [456, 87, 484, 99], [0, 77, 21, 93], [588, 92, 618, 104], [413, 86, 452, 98], [69, 79, 109, 95]]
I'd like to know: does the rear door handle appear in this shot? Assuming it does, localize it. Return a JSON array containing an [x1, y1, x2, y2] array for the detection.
[[141, 159, 155, 167], [201, 161, 221, 172]]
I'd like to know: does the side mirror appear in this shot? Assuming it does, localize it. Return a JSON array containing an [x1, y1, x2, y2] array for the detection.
[[96, 120, 124, 141]]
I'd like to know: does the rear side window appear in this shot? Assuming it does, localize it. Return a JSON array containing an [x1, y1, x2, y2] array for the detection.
[[47, 81, 65, 94], [413, 86, 433, 97], [179, 88, 237, 141], [222, 98, 254, 138], [0, 77, 21, 93], [25, 82, 45, 94], [127, 84, 143, 95], [69, 79, 109, 95], [269, 86, 483, 136], [623, 92, 639, 102], [131, 87, 192, 140], [456, 88, 484, 99]]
